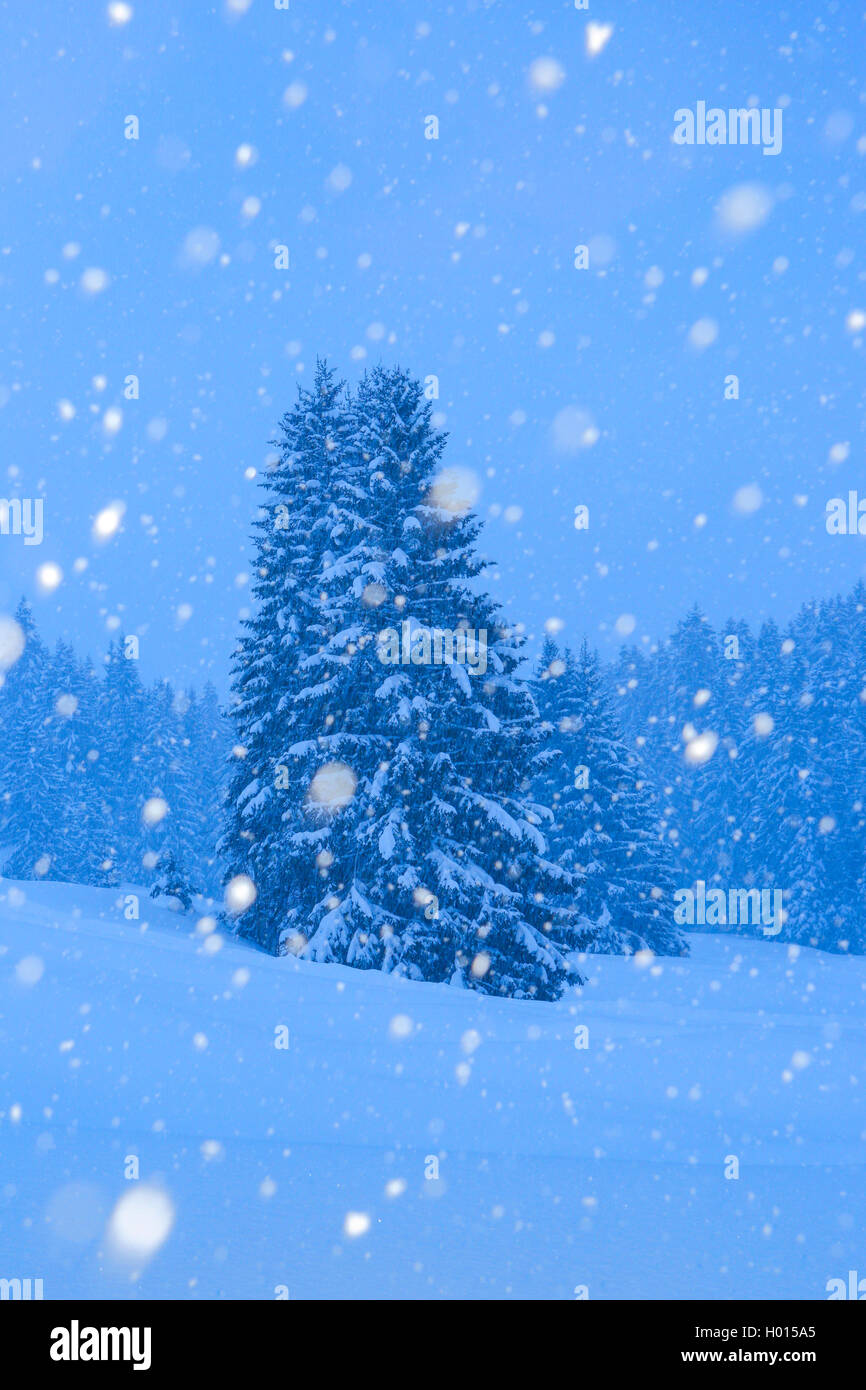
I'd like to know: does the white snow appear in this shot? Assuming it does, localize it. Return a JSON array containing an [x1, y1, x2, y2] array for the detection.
[[1, 878, 864, 1299], [715, 182, 774, 235]]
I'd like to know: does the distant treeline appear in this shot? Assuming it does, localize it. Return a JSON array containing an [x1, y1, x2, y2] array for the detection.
[[0, 601, 228, 894], [609, 583, 866, 953]]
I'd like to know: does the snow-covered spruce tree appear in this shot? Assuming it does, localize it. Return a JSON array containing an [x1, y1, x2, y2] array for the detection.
[[725, 617, 785, 886], [132, 676, 228, 893], [843, 582, 866, 951], [140, 677, 186, 879], [658, 609, 733, 881], [608, 609, 738, 883], [218, 359, 360, 952], [683, 618, 753, 882], [181, 683, 228, 895], [40, 639, 110, 884], [298, 365, 572, 998], [750, 593, 866, 951], [150, 847, 196, 912], [93, 639, 153, 882], [0, 600, 58, 879], [0, 604, 227, 891], [539, 641, 686, 958], [530, 636, 588, 943], [223, 363, 572, 1000]]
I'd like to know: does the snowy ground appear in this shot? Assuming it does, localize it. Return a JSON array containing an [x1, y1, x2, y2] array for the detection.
[[1, 879, 864, 1301]]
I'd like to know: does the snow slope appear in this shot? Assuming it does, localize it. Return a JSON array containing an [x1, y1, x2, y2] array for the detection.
[[1, 878, 864, 1301]]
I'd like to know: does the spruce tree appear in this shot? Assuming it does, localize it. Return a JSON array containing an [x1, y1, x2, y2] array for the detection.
[[182, 684, 227, 895], [222, 364, 572, 999], [729, 617, 784, 886], [302, 365, 571, 997], [219, 359, 358, 950], [754, 595, 864, 950], [0, 605, 227, 893], [151, 847, 196, 911], [42, 640, 108, 883], [94, 640, 151, 882], [0, 600, 57, 879], [541, 642, 685, 957]]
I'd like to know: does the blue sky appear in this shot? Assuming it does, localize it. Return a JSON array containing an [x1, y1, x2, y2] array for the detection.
[[1, 0, 864, 691]]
